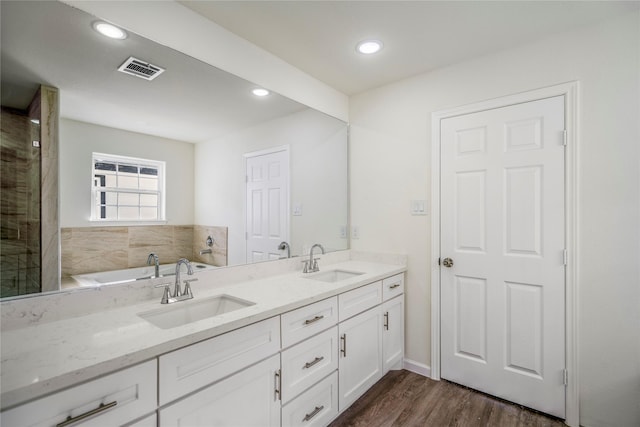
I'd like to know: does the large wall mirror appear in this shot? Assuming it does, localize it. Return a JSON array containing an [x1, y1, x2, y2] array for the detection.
[[0, 1, 348, 299]]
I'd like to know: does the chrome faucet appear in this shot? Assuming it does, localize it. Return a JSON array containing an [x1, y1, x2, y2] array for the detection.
[[147, 253, 160, 278], [174, 258, 195, 297], [303, 244, 325, 273], [155, 258, 198, 304], [278, 241, 291, 259]]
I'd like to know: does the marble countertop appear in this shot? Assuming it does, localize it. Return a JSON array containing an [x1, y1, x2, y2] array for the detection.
[[0, 260, 405, 410]]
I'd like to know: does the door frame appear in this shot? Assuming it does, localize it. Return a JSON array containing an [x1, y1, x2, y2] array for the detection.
[[430, 82, 579, 426], [243, 145, 291, 263]]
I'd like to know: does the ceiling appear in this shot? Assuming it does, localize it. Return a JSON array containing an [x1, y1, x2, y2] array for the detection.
[[180, 1, 639, 95], [0, 1, 305, 143]]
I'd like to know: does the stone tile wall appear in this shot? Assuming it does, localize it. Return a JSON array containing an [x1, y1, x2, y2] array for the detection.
[[61, 225, 228, 277], [0, 108, 41, 298]]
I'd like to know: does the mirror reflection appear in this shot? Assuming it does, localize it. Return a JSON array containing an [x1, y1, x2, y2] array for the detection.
[[0, 1, 348, 299]]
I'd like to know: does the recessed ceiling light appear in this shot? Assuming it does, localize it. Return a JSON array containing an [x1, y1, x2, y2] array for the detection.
[[356, 40, 383, 55], [92, 21, 127, 40], [252, 88, 270, 97]]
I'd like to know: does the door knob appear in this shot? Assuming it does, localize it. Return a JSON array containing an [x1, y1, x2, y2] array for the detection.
[[442, 257, 454, 268]]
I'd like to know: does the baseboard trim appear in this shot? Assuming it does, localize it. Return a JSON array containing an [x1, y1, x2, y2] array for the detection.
[[403, 359, 431, 378]]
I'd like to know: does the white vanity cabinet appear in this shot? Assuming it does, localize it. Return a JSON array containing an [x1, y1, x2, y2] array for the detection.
[[158, 316, 280, 406], [338, 305, 384, 411], [127, 413, 157, 427], [159, 354, 281, 427], [280, 326, 339, 403], [337, 276, 385, 411], [2, 267, 405, 427], [382, 295, 404, 374], [382, 273, 405, 374], [0, 360, 157, 427], [336, 274, 405, 412], [281, 296, 338, 348], [281, 371, 339, 427]]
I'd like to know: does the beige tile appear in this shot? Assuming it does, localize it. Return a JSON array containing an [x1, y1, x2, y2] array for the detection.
[[128, 225, 173, 247], [68, 249, 128, 276], [193, 225, 228, 266], [70, 227, 128, 252], [174, 225, 194, 247]]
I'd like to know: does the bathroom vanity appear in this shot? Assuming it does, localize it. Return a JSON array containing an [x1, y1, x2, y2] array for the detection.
[[0, 254, 405, 426]]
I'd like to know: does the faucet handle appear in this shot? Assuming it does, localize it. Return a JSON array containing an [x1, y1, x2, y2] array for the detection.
[[183, 278, 197, 299], [301, 259, 310, 273], [154, 283, 173, 304], [312, 258, 320, 272]]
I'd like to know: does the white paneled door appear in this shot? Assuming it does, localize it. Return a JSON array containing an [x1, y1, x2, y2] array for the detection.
[[245, 147, 289, 263], [440, 96, 566, 418]]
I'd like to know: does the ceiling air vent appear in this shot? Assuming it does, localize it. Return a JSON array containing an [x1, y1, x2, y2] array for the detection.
[[117, 56, 165, 81]]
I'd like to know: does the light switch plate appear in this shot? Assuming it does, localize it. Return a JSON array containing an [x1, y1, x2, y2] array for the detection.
[[292, 202, 303, 216], [351, 226, 360, 239], [411, 200, 428, 216]]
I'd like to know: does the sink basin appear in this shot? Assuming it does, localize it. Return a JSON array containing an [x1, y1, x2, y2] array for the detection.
[[138, 295, 255, 329], [305, 269, 365, 283]]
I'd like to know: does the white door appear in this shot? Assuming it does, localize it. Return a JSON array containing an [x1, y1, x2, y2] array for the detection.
[[245, 148, 289, 263], [440, 96, 566, 418]]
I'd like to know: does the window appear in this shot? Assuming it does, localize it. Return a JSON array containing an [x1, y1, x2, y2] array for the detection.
[[91, 153, 165, 221]]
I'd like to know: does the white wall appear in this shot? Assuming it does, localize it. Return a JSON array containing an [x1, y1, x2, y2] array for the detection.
[[59, 119, 194, 227], [349, 11, 639, 427], [194, 109, 348, 266], [63, 0, 348, 122]]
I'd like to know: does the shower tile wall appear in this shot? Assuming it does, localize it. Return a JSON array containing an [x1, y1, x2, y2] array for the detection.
[[193, 225, 228, 267], [61, 225, 228, 278], [0, 108, 41, 297]]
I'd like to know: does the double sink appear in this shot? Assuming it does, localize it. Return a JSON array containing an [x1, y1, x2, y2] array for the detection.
[[138, 269, 364, 330]]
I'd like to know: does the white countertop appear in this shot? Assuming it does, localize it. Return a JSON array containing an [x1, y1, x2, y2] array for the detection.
[[0, 260, 405, 410]]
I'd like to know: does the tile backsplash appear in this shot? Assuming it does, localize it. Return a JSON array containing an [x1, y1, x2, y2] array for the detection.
[[61, 225, 228, 277]]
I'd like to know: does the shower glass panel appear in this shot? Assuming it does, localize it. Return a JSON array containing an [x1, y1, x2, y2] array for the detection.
[[0, 97, 42, 297]]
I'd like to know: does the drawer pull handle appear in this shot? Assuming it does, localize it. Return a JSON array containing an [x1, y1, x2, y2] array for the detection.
[[303, 356, 325, 369], [274, 369, 282, 401], [384, 311, 389, 330], [389, 283, 401, 289], [340, 334, 347, 357], [304, 315, 324, 325], [56, 401, 117, 427], [303, 405, 324, 422]]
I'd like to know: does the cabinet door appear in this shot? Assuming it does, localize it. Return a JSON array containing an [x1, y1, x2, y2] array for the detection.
[[382, 295, 404, 374], [338, 306, 383, 411], [0, 360, 157, 427], [159, 316, 280, 405], [159, 354, 281, 427]]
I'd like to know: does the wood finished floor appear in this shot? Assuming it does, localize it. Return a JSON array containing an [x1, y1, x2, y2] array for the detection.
[[329, 370, 565, 427]]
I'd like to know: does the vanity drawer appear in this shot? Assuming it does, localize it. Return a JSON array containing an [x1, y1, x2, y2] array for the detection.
[[338, 281, 382, 321], [126, 413, 157, 427], [281, 326, 338, 403], [158, 316, 280, 405], [282, 371, 339, 427], [281, 297, 338, 348], [0, 360, 156, 427], [382, 273, 404, 301]]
